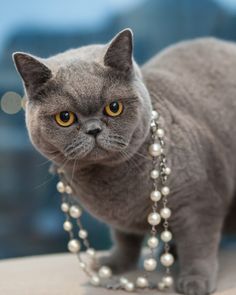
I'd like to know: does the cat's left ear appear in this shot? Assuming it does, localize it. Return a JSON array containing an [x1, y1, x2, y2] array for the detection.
[[12, 52, 52, 95], [104, 28, 133, 73]]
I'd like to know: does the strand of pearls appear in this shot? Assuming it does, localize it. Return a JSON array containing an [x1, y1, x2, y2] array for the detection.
[[56, 109, 174, 292], [148, 110, 174, 290], [58, 179, 102, 285]]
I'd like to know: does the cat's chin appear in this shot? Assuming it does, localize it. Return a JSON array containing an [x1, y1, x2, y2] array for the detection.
[[70, 145, 128, 166], [86, 146, 109, 160]]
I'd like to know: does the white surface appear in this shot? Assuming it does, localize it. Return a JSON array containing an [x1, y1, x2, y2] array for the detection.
[[0, 250, 236, 294]]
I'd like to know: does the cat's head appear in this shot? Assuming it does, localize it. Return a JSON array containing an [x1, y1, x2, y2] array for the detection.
[[13, 29, 152, 168]]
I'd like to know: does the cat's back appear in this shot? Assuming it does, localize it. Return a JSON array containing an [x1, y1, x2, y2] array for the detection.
[[142, 37, 236, 75], [142, 38, 236, 152], [142, 37, 236, 108]]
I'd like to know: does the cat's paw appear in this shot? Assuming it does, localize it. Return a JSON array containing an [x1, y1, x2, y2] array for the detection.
[[91, 252, 137, 274], [177, 275, 216, 295]]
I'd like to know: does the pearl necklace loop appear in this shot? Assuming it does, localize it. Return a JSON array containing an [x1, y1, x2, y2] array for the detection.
[[56, 109, 174, 292]]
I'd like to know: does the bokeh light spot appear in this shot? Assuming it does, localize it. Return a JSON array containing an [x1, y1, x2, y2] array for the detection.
[[1, 91, 22, 114], [21, 96, 27, 111]]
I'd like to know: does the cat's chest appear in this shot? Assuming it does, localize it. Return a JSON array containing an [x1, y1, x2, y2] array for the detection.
[[71, 160, 152, 231]]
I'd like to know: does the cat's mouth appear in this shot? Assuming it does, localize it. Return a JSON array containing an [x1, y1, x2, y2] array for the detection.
[[64, 135, 128, 161]]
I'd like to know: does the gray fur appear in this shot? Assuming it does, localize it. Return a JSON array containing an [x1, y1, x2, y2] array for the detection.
[[13, 29, 236, 295]]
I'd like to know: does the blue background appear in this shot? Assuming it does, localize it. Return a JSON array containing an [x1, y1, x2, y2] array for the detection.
[[1, 0, 236, 259]]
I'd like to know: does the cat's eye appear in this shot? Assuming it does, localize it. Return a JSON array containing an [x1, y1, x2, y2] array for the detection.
[[55, 111, 77, 127], [104, 101, 123, 117]]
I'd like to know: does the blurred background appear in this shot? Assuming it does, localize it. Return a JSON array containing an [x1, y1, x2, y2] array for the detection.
[[1, 0, 236, 260]]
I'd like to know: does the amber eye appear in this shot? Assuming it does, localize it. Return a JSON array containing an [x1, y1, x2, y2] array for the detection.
[[104, 101, 123, 117], [55, 111, 77, 127]]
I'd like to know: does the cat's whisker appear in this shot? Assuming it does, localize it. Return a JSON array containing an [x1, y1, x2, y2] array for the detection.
[[32, 158, 70, 191], [109, 134, 126, 141], [119, 151, 139, 175], [119, 150, 143, 174], [134, 151, 151, 160], [60, 158, 70, 172], [36, 153, 60, 167], [65, 142, 85, 158], [70, 157, 78, 187], [65, 144, 76, 154], [32, 174, 55, 191], [103, 138, 128, 150]]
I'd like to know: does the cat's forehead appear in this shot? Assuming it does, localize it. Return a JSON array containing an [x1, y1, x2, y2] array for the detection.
[[42, 61, 132, 115], [56, 61, 105, 88], [51, 62, 103, 113]]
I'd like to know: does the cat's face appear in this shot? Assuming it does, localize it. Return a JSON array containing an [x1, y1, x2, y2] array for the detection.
[[13, 29, 152, 168]]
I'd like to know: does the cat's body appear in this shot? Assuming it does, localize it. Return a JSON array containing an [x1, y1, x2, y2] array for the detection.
[[13, 31, 236, 295]]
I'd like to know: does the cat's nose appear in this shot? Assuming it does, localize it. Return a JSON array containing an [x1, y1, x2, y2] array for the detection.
[[85, 120, 102, 137], [86, 127, 102, 136]]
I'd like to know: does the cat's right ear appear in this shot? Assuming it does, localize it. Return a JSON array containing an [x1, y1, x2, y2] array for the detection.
[[104, 28, 133, 73], [12, 52, 52, 95]]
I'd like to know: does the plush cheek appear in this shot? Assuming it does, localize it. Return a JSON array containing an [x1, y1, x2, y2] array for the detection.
[[26, 110, 66, 157], [25, 107, 43, 149], [41, 122, 77, 154], [111, 111, 140, 141]]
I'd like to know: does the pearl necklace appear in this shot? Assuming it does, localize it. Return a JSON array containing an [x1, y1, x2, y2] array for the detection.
[[56, 110, 174, 292]]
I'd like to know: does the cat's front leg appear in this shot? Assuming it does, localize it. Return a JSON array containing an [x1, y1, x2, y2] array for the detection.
[[94, 229, 144, 274], [172, 204, 223, 295]]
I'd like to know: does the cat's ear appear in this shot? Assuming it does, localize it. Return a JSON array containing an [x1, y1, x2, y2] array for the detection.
[[12, 52, 52, 95], [104, 28, 133, 73]]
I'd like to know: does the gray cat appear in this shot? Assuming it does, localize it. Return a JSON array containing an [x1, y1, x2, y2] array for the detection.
[[13, 29, 236, 295]]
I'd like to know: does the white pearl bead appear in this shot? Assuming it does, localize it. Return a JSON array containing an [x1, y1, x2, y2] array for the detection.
[[147, 236, 159, 249], [152, 110, 159, 120], [136, 277, 148, 288], [79, 261, 86, 269], [98, 266, 112, 278], [68, 239, 80, 253], [86, 248, 96, 257], [160, 207, 171, 219], [150, 190, 161, 202], [120, 277, 129, 287], [162, 275, 174, 287], [125, 282, 135, 292], [161, 186, 170, 196], [150, 120, 157, 131], [90, 275, 100, 286], [157, 128, 164, 138], [57, 181, 65, 193], [78, 229, 88, 239], [69, 205, 82, 218], [148, 212, 161, 226], [164, 167, 171, 175], [150, 170, 159, 179], [63, 220, 73, 231], [160, 253, 174, 267], [161, 230, 172, 242], [65, 185, 72, 194], [149, 143, 161, 157], [61, 202, 70, 213], [158, 281, 166, 290], [144, 258, 157, 271]]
